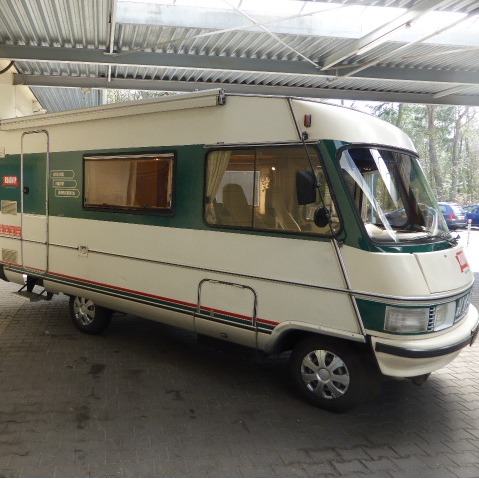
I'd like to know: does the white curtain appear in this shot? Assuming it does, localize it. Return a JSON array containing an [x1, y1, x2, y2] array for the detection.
[[206, 150, 231, 222], [126, 161, 138, 206], [85, 160, 131, 207]]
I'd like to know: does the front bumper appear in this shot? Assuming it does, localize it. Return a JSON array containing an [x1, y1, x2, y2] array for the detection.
[[371, 304, 479, 377]]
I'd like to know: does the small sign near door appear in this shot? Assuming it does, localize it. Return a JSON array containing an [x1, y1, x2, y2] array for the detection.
[[2, 176, 19, 187]]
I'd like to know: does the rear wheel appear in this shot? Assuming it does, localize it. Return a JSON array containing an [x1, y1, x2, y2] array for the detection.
[[290, 336, 371, 412], [69, 296, 112, 334]]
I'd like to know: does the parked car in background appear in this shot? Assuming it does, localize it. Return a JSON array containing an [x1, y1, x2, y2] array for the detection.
[[438, 202, 467, 230], [464, 204, 479, 226]]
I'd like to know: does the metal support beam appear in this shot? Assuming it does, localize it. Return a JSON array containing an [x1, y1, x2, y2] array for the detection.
[[12, 74, 479, 107], [4, 44, 479, 87], [107, 0, 119, 83], [0, 43, 320, 75]]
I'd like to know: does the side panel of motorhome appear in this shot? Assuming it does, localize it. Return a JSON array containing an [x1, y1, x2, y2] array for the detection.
[[0, 93, 362, 351]]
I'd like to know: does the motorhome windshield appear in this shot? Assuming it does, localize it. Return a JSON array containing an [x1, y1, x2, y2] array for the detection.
[[339, 147, 449, 243]]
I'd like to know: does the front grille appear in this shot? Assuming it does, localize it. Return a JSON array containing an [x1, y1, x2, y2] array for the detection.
[[427, 307, 435, 332], [427, 292, 471, 332], [455, 291, 472, 324]]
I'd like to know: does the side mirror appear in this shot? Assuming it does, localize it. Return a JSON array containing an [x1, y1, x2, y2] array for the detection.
[[296, 170, 316, 205], [314, 207, 330, 228]]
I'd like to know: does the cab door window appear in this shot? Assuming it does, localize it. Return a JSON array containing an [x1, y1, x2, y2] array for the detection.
[[205, 145, 339, 235]]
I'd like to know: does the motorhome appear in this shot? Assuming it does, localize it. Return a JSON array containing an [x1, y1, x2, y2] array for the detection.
[[0, 89, 477, 411]]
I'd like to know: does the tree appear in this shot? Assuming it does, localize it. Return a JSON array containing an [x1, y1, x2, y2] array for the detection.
[[369, 101, 479, 204], [461, 118, 479, 204], [426, 105, 444, 199], [106, 89, 174, 104]]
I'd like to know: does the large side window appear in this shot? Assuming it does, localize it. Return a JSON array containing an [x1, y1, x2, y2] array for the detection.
[[205, 145, 340, 235], [84, 153, 175, 214]]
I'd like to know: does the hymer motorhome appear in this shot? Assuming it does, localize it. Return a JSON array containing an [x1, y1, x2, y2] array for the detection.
[[0, 89, 477, 411]]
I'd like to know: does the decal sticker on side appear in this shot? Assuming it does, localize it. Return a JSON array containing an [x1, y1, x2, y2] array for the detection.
[[456, 250, 469, 273], [0, 225, 21, 237], [2, 176, 19, 187], [51, 170, 79, 198]]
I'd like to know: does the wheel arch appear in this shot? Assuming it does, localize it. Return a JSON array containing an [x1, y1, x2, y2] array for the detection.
[[264, 324, 368, 356]]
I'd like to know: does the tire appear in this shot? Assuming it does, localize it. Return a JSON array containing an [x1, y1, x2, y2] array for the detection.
[[290, 336, 371, 412], [69, 296, 112, 334]]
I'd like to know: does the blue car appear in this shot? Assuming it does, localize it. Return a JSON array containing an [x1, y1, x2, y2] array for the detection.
[[464, 204, 479, 226], [438, 202, 467, 230]]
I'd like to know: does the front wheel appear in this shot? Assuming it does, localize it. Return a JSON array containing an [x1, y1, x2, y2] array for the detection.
[[290, 336, 371, 412], [69, 296, 112, 334]]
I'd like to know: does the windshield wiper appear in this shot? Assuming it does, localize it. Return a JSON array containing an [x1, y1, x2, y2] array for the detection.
[[430, 231, 459, 245], [398, 234, 431, 242]]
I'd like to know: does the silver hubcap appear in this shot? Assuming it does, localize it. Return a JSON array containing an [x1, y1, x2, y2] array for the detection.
[[73, 297, 96, 326], [301, 349, 350, 399]]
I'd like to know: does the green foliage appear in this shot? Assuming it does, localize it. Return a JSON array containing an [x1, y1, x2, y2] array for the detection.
[[369, 102, 479, 205], [106, 89, 176, 103]]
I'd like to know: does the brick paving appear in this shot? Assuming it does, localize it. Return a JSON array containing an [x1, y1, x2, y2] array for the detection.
[[0, 237, 478, 477]]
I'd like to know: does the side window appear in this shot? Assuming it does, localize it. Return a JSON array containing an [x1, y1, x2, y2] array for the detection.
[[84, 153, 175, 214], [205, 146, 339, 235]]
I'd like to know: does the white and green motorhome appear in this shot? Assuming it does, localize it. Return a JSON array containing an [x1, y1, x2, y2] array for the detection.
[[0, 89, 477, 411]]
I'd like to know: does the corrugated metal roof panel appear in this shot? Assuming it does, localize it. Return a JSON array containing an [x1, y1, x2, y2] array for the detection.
[[30, 86, 102, 112], [1, 0, 479, 109]]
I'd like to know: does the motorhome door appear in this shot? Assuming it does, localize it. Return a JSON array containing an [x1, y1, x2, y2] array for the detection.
[[20, 130, 50, 273]]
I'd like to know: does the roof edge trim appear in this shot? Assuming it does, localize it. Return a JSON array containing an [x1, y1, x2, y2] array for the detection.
[[0, 88, 225, 131]]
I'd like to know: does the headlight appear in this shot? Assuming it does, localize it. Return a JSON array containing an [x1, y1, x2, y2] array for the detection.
[[385, 307, 429, 333], [385, 303, 457, 333]]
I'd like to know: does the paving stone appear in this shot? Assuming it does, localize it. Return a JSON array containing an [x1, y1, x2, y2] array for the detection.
[[391, 455, 433, 471], [301, 461, 338, 477], [446, 439, 479, 454], [365, 445, 401, 460], [446, 465, 479, 478], [447, 450, 479, 466], [335, 446, 371, 462], [361, 457, 399, 475], [332, 459, 370, 475], [270, 463, 308, 477]]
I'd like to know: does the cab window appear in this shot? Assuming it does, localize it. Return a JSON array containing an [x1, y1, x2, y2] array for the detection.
[[205, 145, 339, 235]]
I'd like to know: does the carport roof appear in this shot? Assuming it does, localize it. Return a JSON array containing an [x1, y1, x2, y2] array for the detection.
[[1, 0, 479, 112]]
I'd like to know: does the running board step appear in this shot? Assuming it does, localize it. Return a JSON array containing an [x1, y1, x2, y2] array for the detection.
[[14, 289, 53, 302]]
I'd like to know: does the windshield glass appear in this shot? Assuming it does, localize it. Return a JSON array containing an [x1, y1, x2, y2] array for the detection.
[[339, 146, 449, 243]]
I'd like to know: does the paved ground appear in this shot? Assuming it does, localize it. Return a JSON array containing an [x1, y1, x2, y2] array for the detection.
[[0, 232, 478, 477]]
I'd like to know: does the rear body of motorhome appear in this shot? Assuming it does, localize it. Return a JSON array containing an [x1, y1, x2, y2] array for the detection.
[[0, 89, 477, 411]]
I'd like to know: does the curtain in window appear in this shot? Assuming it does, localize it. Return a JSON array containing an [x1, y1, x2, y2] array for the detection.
[[85, 160, 131, 206], [126, 161, 138, 206], [206, 150, 231, 222]]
